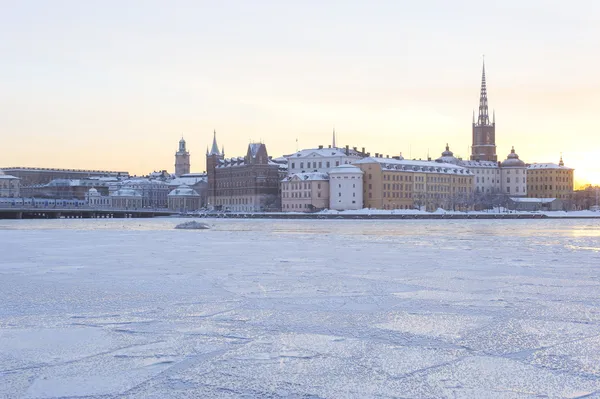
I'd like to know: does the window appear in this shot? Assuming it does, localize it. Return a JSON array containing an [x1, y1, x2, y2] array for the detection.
[[291, 162, 295, 169], [300, 162, 304, 168], [338, 192, 341, 197], [336, 161, 339, 166], [326, 162, 330, 168], [318, 162, 322, 168]]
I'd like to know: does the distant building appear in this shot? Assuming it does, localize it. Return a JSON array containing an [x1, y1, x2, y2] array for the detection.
[[110, 188, 143, 209], [174, 138, 191, 176], [0, 167, 128, 186], [120, 179, 169, 208], [436, 144, 501, 195], [168, 185, 201, 212], [0, 171, 20, 197], [286, 144, 366, 176], [508, 197, 563, 212], [471, 61, 497, 162], [168, 173, 208, 208], [21, 178, 111, 200], [500, 147, 527, 196], [281, 172, 329, 212], [355, 156, 474, 211], [527, 155, 574, 200], [86, 188, 110, 207], [206, 131, 281, 212], [329, 165, 363, 211]]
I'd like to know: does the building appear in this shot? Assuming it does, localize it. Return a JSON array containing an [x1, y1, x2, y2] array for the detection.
[[355, 156, 474, 211], [168, 185, 201, 212], [329, 165, 364, 211], [286, 143, 366, 175], [436, 144, 501, 196], [471, 61, 497, 162], [500, 147, 527, 196], [168, 173, 208, 208], [527, 156, 574, 200], [119, 179, 170, 208], [206, 131, 281, 212], [508, 197, 563, 212], [110, 188, 143, 209], [174, 138, 191, 176], [86, 188, 111, 207], [281, 173, 329, 212], [0, 171, 20, 197], [0, 167, 128, 186]]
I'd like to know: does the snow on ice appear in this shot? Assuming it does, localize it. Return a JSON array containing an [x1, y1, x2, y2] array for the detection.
[[1, 218, 600, 398]]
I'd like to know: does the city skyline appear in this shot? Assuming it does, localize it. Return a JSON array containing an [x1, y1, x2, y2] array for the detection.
[[2, 1, 599, 186]]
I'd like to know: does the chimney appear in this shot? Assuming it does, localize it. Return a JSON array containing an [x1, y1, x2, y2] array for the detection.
[[367, 152, 371, 156], [386, 155, 390, 158], [362, 147, 365, 154], [345, 145, 349, 155], [353, 147, 357, 151], [328, 145, 331, 148], [318, 145, 323, 149]]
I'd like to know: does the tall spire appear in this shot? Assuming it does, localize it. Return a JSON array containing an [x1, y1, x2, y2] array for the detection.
[[559, 153, 564, 167], [477, 58, 490, 126], [332, 128, 336, 148], [210, 129, 220, 155]]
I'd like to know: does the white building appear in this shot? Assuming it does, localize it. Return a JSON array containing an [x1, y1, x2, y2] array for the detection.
[[0, 171, 20, 197], [436, 144, 501, 195], [86, 188, 110, 207], [281, 173, 329, 212], [500, 147, 527, 196], [168, 185, 201, 212], [110, 188, 143, 209], [286, 145, 365, 175], [329, 164, 364, 211]]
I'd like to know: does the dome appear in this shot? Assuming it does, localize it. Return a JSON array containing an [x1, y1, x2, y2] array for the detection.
[[168, 184, 200, 197], [88, 187, 100, 196], [501, 147, 525, 167], [111, 188, 142, 197], [436, 144, 460, 165]]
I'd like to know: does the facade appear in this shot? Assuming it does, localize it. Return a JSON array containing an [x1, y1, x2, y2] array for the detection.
[[355, 157, 474, 211], [86, 188, 111, 207], [527, 156, 574, 200], [206, 132, 281, 212], [281, 173, 329, 212], [0, 172, 20, 197], [329, 165, 364, 211], [168, 185, 201, 212], [500, 147, 527, 196], [174, 138, 191, 176], [286, 145, 366, 175], [436, 144, 501, 195], [0, 167, 128, 186], [120, 180, 169, 208], [508, 197, 563, 211], [471, 62, 497, 162], [110, 188, 143, 209], [168, 173, 208, 208]]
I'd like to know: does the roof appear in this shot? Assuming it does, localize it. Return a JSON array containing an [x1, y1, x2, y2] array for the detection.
[[528, 163, 573, 170], [0, 174, 19, 180], [282, 172, 329, 182], [329, 164, 363, 174], [168, 184, 200, 197], [354, 157, 473, 175], [168, 176, 207, 187], [111, 188, 142, 197], [459, 160, 499, 168], [249, 143, 263, 158], [287, 146, 364, 159]]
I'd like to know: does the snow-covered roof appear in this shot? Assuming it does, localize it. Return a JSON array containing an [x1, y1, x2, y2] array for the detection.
[[501, 148, 526, 168], [168, 184, 200, 197], [0, 174, 19, 180], [354, 157, 473, 175], [168, 176, 207, 187], [528, 163, 573, 170], [287, 146, 365, 159], [249, 143, 262, 158], [329, 164, 363, 174], [459, 160, 499, 168], [111, 188, 142, 197], [282, 172, 329, 182]]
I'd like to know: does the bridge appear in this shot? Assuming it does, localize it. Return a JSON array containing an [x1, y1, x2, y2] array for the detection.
[[0, 206, 176, 219]]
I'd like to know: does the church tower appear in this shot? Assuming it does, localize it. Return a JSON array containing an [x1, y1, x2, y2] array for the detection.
[[175, 137, 190, 176], [206, 130, 223, 208], [470, 60, 497, 162]]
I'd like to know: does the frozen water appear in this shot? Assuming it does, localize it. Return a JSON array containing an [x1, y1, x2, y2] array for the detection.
[[1, 218, 600, 398]]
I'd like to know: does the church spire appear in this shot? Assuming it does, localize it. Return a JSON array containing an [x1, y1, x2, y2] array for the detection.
[[477, 58, 490, 126], [210, 129, 220, 156], [559, 153, 564, 167]]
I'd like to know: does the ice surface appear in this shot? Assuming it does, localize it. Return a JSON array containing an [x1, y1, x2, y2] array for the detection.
[[1, 218, 600, 398]]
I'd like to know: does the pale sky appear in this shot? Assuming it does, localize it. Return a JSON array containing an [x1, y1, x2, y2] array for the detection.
[[1, 0, 599, 186]]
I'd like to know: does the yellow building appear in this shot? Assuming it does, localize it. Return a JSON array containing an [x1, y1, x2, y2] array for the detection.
[[527, 157, 574, 200], [354, 157, 474, 211]]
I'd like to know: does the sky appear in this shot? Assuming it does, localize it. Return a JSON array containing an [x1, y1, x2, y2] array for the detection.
[[1, 0, 599, 186]]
